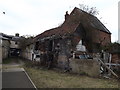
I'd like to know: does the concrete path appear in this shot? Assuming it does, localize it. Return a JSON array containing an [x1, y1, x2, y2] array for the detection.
[[2, 59, 37, 89]]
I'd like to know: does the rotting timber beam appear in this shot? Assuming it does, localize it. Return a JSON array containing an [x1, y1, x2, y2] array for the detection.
[[98, 58, 119, 78]]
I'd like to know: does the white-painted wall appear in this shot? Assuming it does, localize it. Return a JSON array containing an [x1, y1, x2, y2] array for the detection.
[[76, 40, 86, 52], [21, 44, 34, 61], [10, 41, 19, 48]]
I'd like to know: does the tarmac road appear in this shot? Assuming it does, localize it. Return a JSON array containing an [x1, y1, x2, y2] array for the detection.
[[2, 65, 36, 89]]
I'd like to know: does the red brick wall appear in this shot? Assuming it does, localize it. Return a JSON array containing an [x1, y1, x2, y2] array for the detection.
[[71, 29, 111, 52], [91, 29, 111, 45], [112, 54, 120, 64], [71, 36, 81, 49]]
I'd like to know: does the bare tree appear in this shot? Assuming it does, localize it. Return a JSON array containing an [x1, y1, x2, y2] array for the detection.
[[19, 35, 34, 49], [79, 4, 99, 16]]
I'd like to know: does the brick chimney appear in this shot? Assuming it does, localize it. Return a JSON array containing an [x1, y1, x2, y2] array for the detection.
[[15, 33, 19, 37], [65, 11, 69, 21]]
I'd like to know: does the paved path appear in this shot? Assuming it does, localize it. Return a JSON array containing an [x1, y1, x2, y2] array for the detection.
[[2, 59, 36, 89]]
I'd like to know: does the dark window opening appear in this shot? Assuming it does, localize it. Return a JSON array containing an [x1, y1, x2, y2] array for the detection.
[[35, 42, 39, 50], [36, 55, 40, 58], [15, 42, 18, 44], [48, 40, 53, 51]]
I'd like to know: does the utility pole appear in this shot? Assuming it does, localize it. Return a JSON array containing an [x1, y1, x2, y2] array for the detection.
[[118, 1, 120, 43]]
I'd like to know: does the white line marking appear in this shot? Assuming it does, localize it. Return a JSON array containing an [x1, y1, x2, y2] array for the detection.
[[22, 68, 38, 90]]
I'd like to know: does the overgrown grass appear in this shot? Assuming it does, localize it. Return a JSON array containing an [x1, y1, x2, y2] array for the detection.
[[24, 65, 119, 88]]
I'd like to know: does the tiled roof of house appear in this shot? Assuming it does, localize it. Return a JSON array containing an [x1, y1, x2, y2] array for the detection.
[[34, 7, 111, 41], [0, 33, 13, 40]]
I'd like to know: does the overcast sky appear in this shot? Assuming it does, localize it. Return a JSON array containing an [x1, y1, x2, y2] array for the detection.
[[0, 0, 119, 42]]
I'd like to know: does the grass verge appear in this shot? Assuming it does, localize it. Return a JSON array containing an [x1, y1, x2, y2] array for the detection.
[[24, 65, 119, 88]]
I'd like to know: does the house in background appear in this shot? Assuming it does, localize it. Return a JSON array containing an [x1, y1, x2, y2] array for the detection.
[[19, 36, 35, 61], [109, 43, 120, 64], [0, 33, 22, 60], [21, 42, 34, 61], [33, 7, 111, 69], [9, 33, 21, 56], [0, 33, 11, 60]]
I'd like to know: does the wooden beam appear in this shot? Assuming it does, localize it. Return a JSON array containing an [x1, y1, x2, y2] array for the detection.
[[98, 58, 119, 78]]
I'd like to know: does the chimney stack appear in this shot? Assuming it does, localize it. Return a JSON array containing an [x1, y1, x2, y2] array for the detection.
[[15, 33, 19, 37], [65, 11, 69, 21]]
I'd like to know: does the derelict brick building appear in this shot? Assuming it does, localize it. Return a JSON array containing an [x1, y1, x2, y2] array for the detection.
[[33, 7, 111, 69]]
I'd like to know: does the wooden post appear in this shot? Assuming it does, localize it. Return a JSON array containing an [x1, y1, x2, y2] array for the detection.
[[73, 52, 75, 59], [98, 58, 118, 78], [108, 54, 112, 76]]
